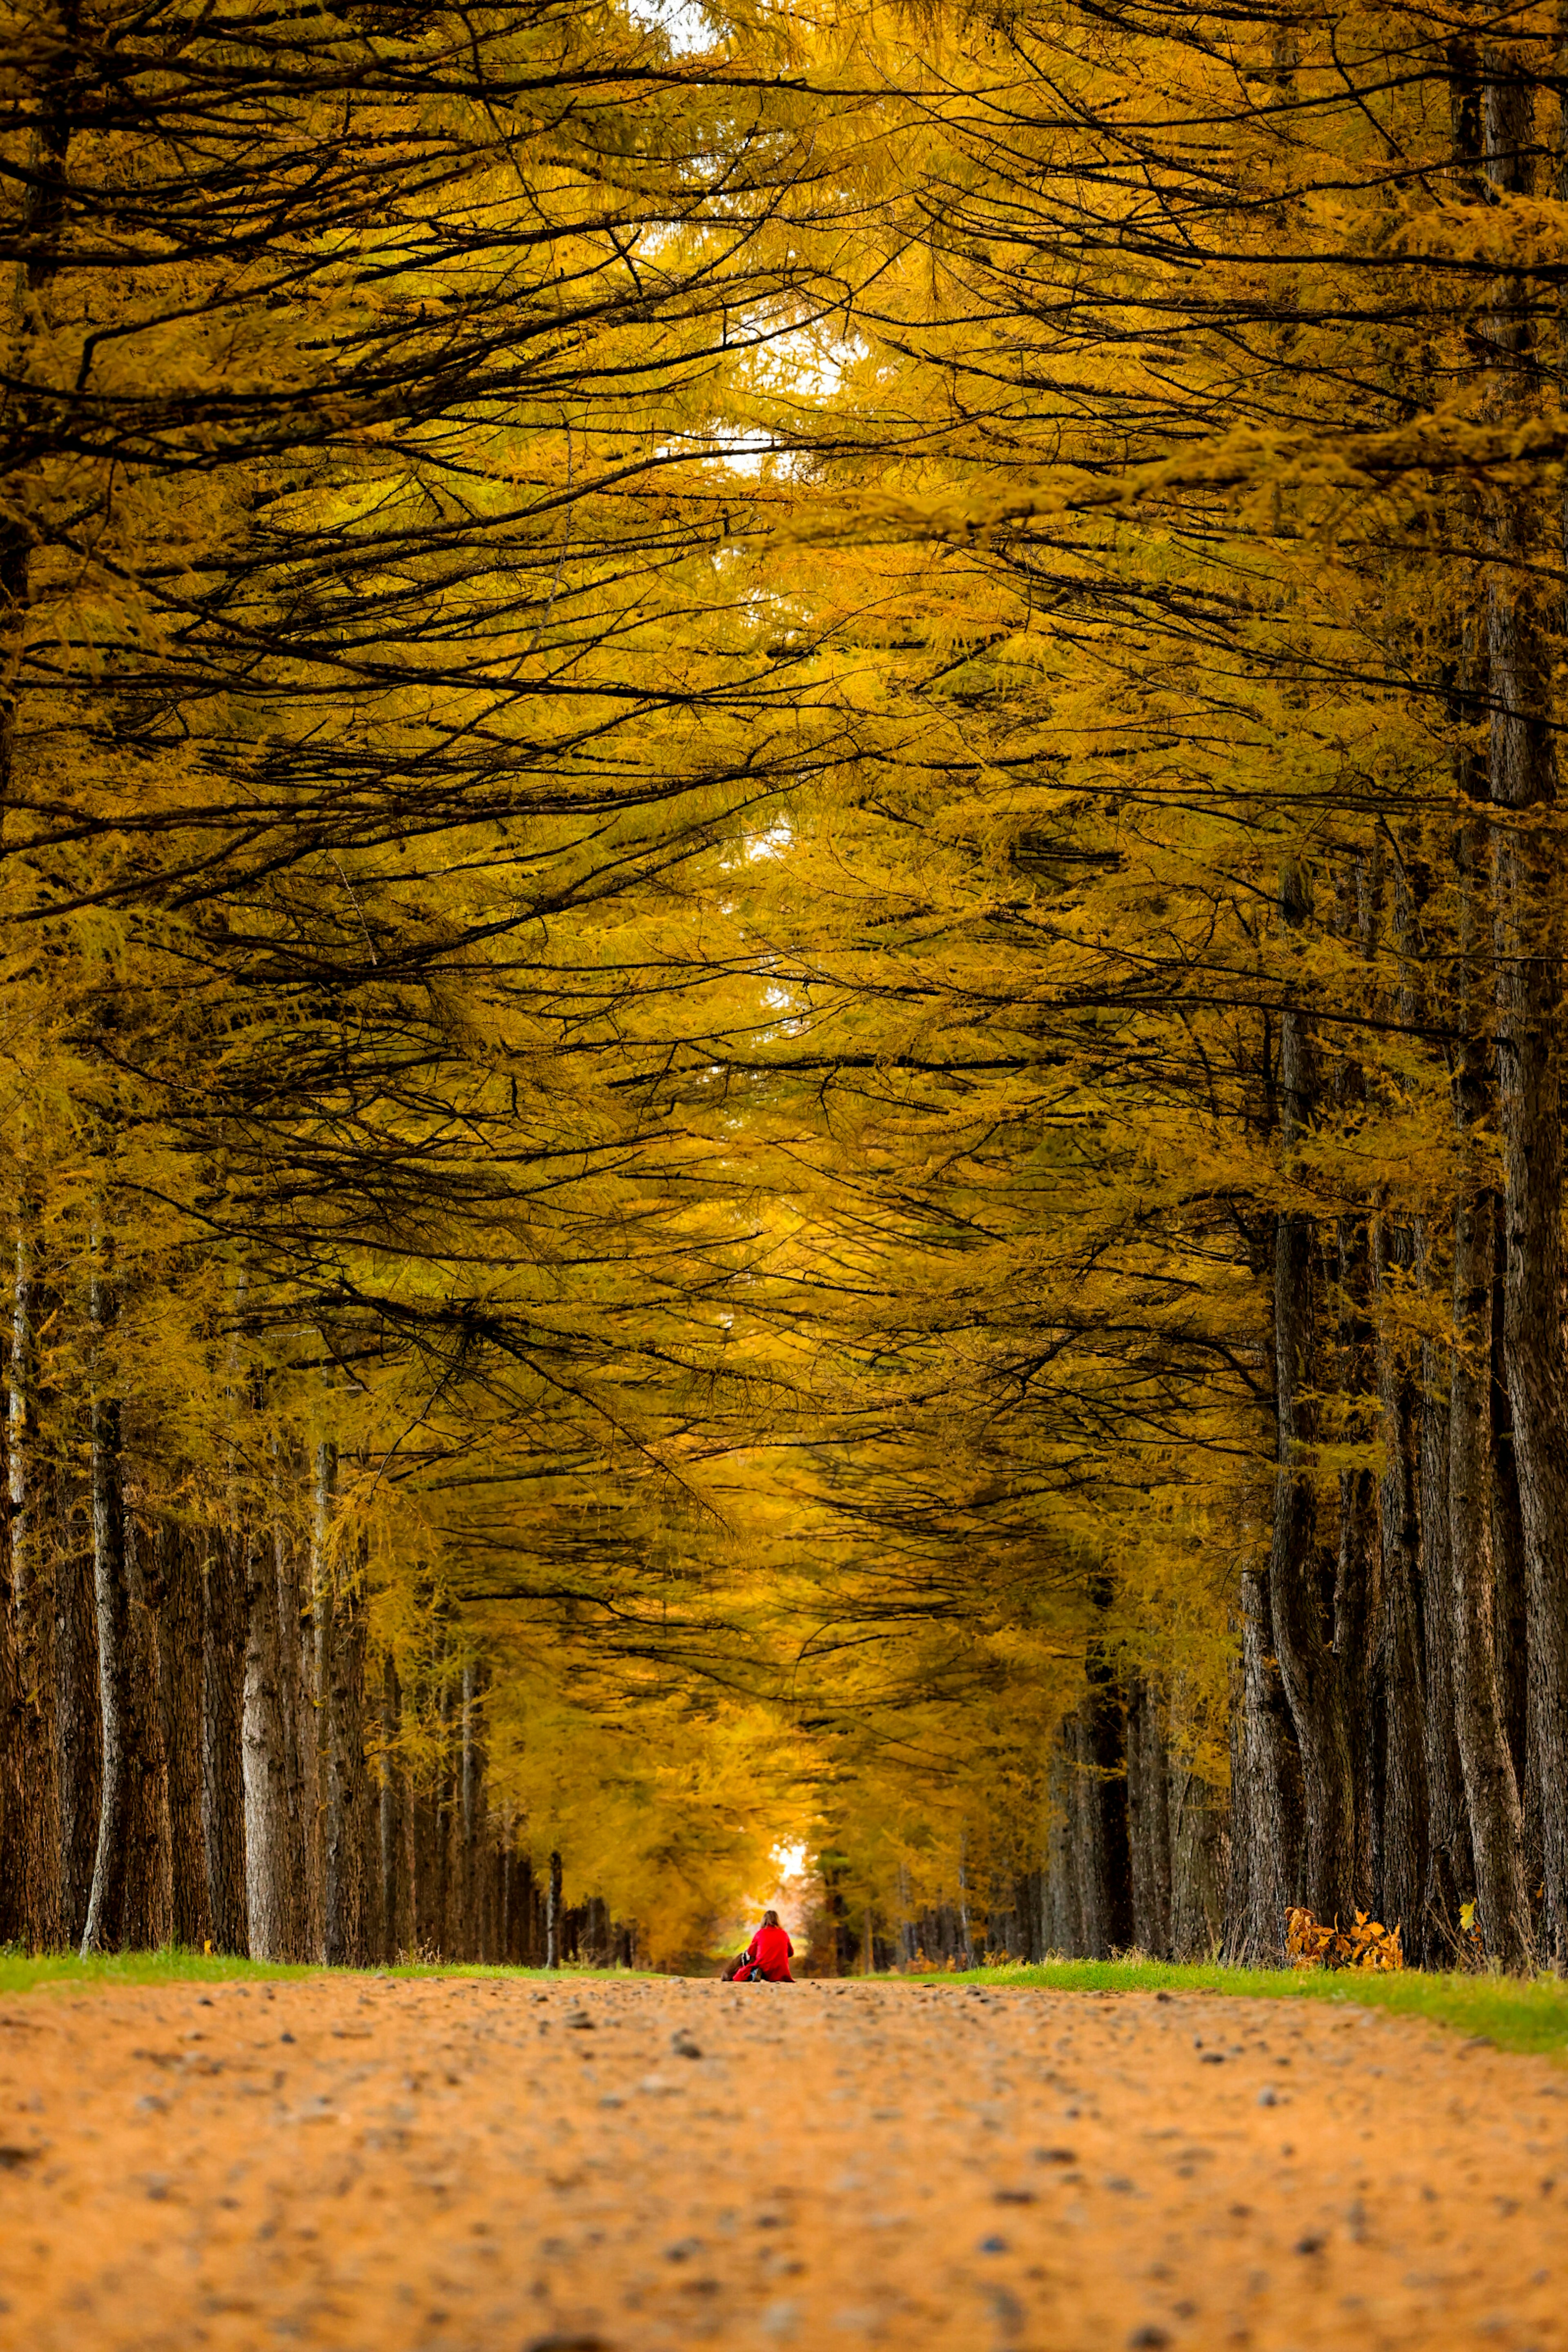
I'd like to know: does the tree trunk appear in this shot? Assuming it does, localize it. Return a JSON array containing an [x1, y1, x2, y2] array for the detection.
[[325, 1564, 369, 1966], [273, 1519, 311, 1961], [1070, 1670, 1132, 1958], [1449, 804, 1535, 1969], [6, 1233, 62, 1952], [81, 1245, 130, 1954], [1491, 1302, 1533, 1854], [1373, 1218, 1428, 1951], [460, 1657, 477, 1959], [0, 1381, 24, 1949], [1485, 34, 1568, 1977], [1232, 1567, 1302, 1962], [56, 1483, 100, 1947], [1126, 1679, 1172, 1958], [414, 1772, 438, 1956], [126, 1512, 174, 1947], [547, 1847, 563, 1968], [243, 1525, 294, 1963], [1269, 901, 1359, 1926], [1170, 1767, 1229, 1960], [1045, 1728, 1081, 1954], [82, 1268, 171, 1951], [202, 1530, 248, 1955], [156, 1521, 209, 1951], [1417, 1324, 1474, 1959], [517, 1853, 536, 1964], [432, 1669, 453, 1956], [305, 1439, 335, 1962], [379, 1651, 400, 1964]]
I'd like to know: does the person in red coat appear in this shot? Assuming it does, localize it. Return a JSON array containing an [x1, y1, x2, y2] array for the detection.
[[732, 1909, 794, 1982]]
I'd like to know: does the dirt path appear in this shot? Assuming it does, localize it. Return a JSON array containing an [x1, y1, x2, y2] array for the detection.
[[0, 1974, 1563, 2352]]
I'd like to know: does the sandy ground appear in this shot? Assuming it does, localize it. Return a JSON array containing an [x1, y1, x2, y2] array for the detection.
[[0, 1974, 1564, 2352]]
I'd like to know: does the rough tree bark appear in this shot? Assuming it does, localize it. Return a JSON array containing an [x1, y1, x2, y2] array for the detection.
[[1230, 1568, 1302, 1963], [243, 1523, 295, 1964], [1485, 51, 1568, 1968], [156, 1521, 210, 1950], [379, 1651, 401, 1964], [203, 1529, 249, 1955], [273, 1518, 311, 1961], [56, 1481, 100, 1946], [1126, 1679, 1172, 1958], [305, 1437, 336, 1960], [1268, 889, 1359, 1927], [1417, 1322, 1474, 1958], [325, 1559, 369, 1967], [1170, 1767, 1229, 1960], [547, 1847, 563, 1969], [1045, 1730, 1082, 1954], [1372, 1217, 1428, 1952], [5, 1231, 62, 1952], [83, 1246, 170, 1952], [1448, 804, 1535, 1969], [460, 1657, 478, 1960]]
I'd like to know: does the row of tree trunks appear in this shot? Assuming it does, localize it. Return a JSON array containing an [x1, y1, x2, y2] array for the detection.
[[1227, 805, 1558, 1968], [0, 1263, 600, 1967]]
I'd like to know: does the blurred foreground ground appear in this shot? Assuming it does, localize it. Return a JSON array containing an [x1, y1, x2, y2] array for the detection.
[[0, 1973, 1562, 2350]]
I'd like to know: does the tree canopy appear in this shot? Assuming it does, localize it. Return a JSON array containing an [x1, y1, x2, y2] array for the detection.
[[4, 0, 1567, 1977]]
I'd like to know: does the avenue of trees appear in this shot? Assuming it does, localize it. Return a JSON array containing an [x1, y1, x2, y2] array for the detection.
[[2, 0, 1567, 1976]]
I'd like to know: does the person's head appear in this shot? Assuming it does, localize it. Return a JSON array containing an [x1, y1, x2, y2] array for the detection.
[[762, 1909, 780, 1929]]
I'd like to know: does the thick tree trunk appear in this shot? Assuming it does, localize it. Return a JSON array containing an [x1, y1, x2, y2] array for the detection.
[[126, 1513, 174, 1946], [325, 1566, 369, 1967], [1270, 964, 1359, 1926], [516, 1852, 536, 1964], [414, 1773, 438, 1956], [1126, 1679, 1173, 1958], [546, 1846, 563, 1968], [156, 1521, 209, 1951], [202, 1531, 248, 1955], [81, 1248, 131, 1955], [1373, 1218, 1428, 1951], [1045, 1729, 1081, 1954], [0, 1398, 24, 1949], [379, 1652, 400, 1964], [1449, 1182, 1532, 1966], [1491, 1307, 1533, 1848], [273, 1521, 311, 1961], [305, 1440, 336, 1962], [1231, 1567, 1302, 1962], [1170, 1767, 1229, 1960], [432, 1669, 454, 1955], [1485, 39, 1568, 1976], [56, 1484, 100, 1947], [460, 1658, 477, 1960], [1417, 1326, 1474, 1958], [6, 1235, 62, 1952], [243, 1526, 294, 1963], [1449, 807, 1535, 1969], [83, 1272, 171, 1951], [399, 1752, 416, 1960], [1070, 1670, 1131, 1959]]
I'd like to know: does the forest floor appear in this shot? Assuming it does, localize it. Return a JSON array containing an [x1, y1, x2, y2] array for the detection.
[[1, 1971, 1564, 2352]]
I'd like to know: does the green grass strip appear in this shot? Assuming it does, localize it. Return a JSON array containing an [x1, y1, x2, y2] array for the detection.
[[896, 1957, 1568, 2056], [0, 1946, 637, 1996]]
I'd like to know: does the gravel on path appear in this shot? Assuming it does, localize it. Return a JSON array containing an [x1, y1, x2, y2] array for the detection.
[[0, 1973, 1563, 2351]]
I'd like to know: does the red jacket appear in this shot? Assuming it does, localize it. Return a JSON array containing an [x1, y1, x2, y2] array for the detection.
[[744, 1924, 794, 1981]]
